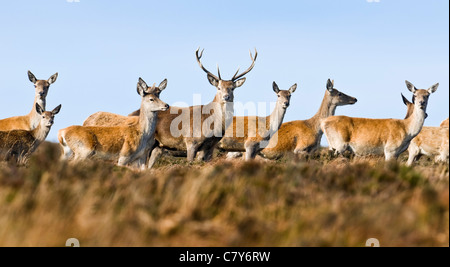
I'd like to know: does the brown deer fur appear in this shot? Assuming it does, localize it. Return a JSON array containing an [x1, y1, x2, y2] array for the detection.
[[0, 71, 58, 131], [83, 78, 166, 126], [58, 83, 169, 170], [260, 79, 357, 159], [83, 48, 257, 167], [219, 82, 297, 160], [0, 104, 61, 164], [401, 94, 449, 165], [321, 81, 439, 161]]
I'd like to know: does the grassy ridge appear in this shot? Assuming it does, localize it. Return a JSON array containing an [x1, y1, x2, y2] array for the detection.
[[0, 142, 448, 246]]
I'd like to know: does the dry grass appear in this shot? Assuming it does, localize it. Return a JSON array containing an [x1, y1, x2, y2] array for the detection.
[[0, 142, 448, 247]]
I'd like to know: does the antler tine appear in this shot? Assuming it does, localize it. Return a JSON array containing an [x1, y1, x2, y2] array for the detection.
[[217, 64, 222, 80], [196, 47, 219, 80], [250, 48, 258, 61], [232, 67, 240, 80], [144, 83, 157, 94], [232, 48, 258, 81]]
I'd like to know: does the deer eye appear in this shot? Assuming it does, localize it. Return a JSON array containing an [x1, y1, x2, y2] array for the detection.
[[150, 99, 154, 102], [338, 93, 342, 96]]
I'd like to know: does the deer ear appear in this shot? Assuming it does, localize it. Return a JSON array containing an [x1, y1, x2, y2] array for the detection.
[[35, 103, 44, 115], [48, 73, 58, 84], [428, 83, 439, 94], [52, 104, 62, 115], [28, 70, 37, 84], [234, 78, 246, 88], [137, 83, 146, 97], [326, 79, 333, 91], [138, 77, 148, 90], [207, 74, 219, 87], [401, 93, 411, 106], [289, 83, 297, 94], [405, 80, 416, 93], [159, 79, 168, 91], [272, 81, 280, 93]]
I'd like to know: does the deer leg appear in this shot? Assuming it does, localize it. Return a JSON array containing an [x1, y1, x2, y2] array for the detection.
[[325, 135, 347, 156], [196, 150, 205, 161], [294, 146, 309, 160], [384, 148, 397, 162], [186, 142, 201, 162], [435, 152, 448, 164], [324, 129, 348, 157], [120, 158, 146, 171], [118, 155, 133, 167], [128, 156, 147, 170], [197, 145, 216, 161], [59, 141, 73, 161], [245, 142, 259, 161], [407, 146, 420, 166], [147, 146, 163, 169], [73, 147, 94, 161], [332, 143, 348, 156], [438, 146, 449, 164], [297, 151, 309, 160], [134, 157, 148, 171], [443, 151, 449, 164], [227, 152, 243, 159]]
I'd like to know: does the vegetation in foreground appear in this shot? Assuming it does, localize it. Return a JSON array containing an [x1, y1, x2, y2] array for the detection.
[[0, 142, 448, 246]]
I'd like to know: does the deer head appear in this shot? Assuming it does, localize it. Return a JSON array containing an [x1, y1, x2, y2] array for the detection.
[[137, 77, 167, 98], [273, 81, 297, 109], [196, 48, 257, 103], [405, 80, 438, 112], [28, 70, 58, 100], [36, 104, 61, 128], [401, 93, 428, 119], [326, 79, 357, 106], [137, 82, 169, 113]]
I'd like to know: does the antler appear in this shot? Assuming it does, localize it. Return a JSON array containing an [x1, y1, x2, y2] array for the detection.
[[196, 48, 220, 81], [217, 64, 222, 80], [146, 83, 156, 94], [231, 48, 258, 81]]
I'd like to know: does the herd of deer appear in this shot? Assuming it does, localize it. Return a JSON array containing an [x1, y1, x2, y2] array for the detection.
[[0, 48, 448, 169]]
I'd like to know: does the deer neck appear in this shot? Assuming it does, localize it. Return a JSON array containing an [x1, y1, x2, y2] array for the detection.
[[30, 123, 51, 148], [267, 101, 288, 136], [403, 103, 415, 120], [210, 94, 234, 133], [405, 105, 427, 138], [29, 97, 46, 129], [308, 91, 336, 133], [138, 103, 158, 140]]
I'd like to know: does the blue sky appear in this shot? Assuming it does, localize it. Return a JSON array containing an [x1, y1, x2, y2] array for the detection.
[[0, 0, 448, 143]]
